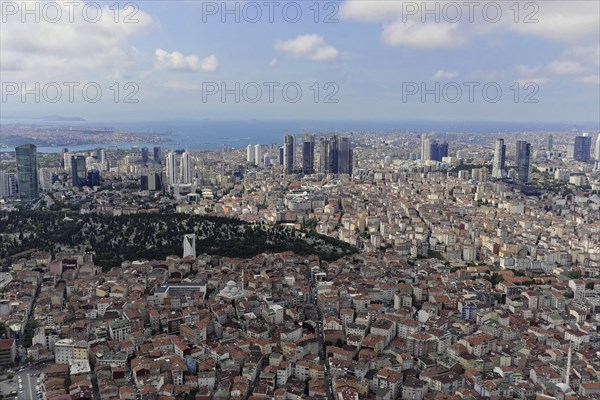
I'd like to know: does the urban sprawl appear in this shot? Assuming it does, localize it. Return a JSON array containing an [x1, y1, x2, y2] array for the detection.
[[0, 130, 600, 400]]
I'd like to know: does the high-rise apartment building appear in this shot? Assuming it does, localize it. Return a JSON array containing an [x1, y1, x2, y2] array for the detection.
[[338, 136, 353, 175], [327, 135, 339, 173], [141, 147, 149, 164], [166, 152, 177, 186], [421, 133, 430, 161], [98, 148, 106, 162], [318, 137, 329, 173], [429, 141, 448, 162], [254, 144, 262, 166], [595, 134, 600, 171], [87, 169, 101, 187], [246, 144, 255, 164], [284, 134, 294, 174], [38, 168, 53, 192], [0, 172, 18, 198], [492, 139, 506, 179], [420, 134, 447, 162], [516, 141, 531, 185], [71, 155, 87, 187], [573, 136, 592, 162], [302, 134, 315, 174], [316, 135, 352, 175], [141, 173, 162, 191], [180, 151, 191, 184], [15, 144, 39, 201]]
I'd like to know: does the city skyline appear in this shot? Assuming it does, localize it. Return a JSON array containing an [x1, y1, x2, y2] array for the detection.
[[1, 2, 600, 400], [2, 128, 600, 400]]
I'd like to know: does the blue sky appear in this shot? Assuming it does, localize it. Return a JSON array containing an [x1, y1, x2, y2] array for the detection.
[[1, 0, 599, 123]]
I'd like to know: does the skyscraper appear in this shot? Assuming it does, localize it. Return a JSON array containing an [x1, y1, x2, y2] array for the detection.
[[338, 136, 353, 175], [39, 168, 54, 192], [315, 136, 352, 175], [595, 134, 600, 171], [246, 144, 255, 164], [254, 144, 262, 166], [318, 137, 329, 173], [87, 169, 101, 187], [180, 151, 191, 184], [141, 173, 162, 191], [421, 133, 430, 161], [183, 234, 196, 258], [328, 135, 339, 173], [61, 148, 69, 168], [166, 152, 177, 186], [0, 172, 18, 198], [71, 155, 87, 187], [63, 151, 72, 172], [15, 144, 39, 201], [141, 147, 149, 164], [284, 134, 294, 174], [429, 141, 448, 162], [516, 141, 531, 185], [153, 147, 161, 163], [547, 135, 553, 151], [302, 134, 315, 174], [492, 139, 506, 179], [97, 148, 106, 162], [573, 136, 592, 162]]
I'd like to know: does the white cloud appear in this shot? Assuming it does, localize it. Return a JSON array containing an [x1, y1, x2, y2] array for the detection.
[[270, 58, 278, 66], [382, 22, 466, 49], [0, 1, 155, 80], [339, 1, 405, 22], [339, 1, 600, 49], [562, 47, 600, 66], [576, 75, 600, 85], [516, 77, 549, 86], [515, 65, 541, 77], [546, 61, 584, 76], [155, 49, 218, 72], [200, 55, 219, 72], [509, 2, 600, 43], [543, 46, 599, 83], [433, 70, 459, 80], [275, 34, 339, 61], [161, 81, 203, 91]]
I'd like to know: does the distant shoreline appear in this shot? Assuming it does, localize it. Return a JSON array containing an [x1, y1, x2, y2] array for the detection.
[[1, 119, 599, 154]]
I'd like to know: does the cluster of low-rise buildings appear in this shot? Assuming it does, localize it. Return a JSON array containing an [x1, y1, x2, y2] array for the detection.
[[1, 244, 599, 400]]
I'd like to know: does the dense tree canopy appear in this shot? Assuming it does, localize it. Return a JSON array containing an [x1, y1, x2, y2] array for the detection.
[[0, 210, 357, 271]]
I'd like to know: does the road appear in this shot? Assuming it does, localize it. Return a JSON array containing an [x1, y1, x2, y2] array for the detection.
[[17, 371, 37, 400], [308, 266, 333, 399]]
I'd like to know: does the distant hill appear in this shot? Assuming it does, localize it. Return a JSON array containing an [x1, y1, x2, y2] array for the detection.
[[37, 115, 87, 122]]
